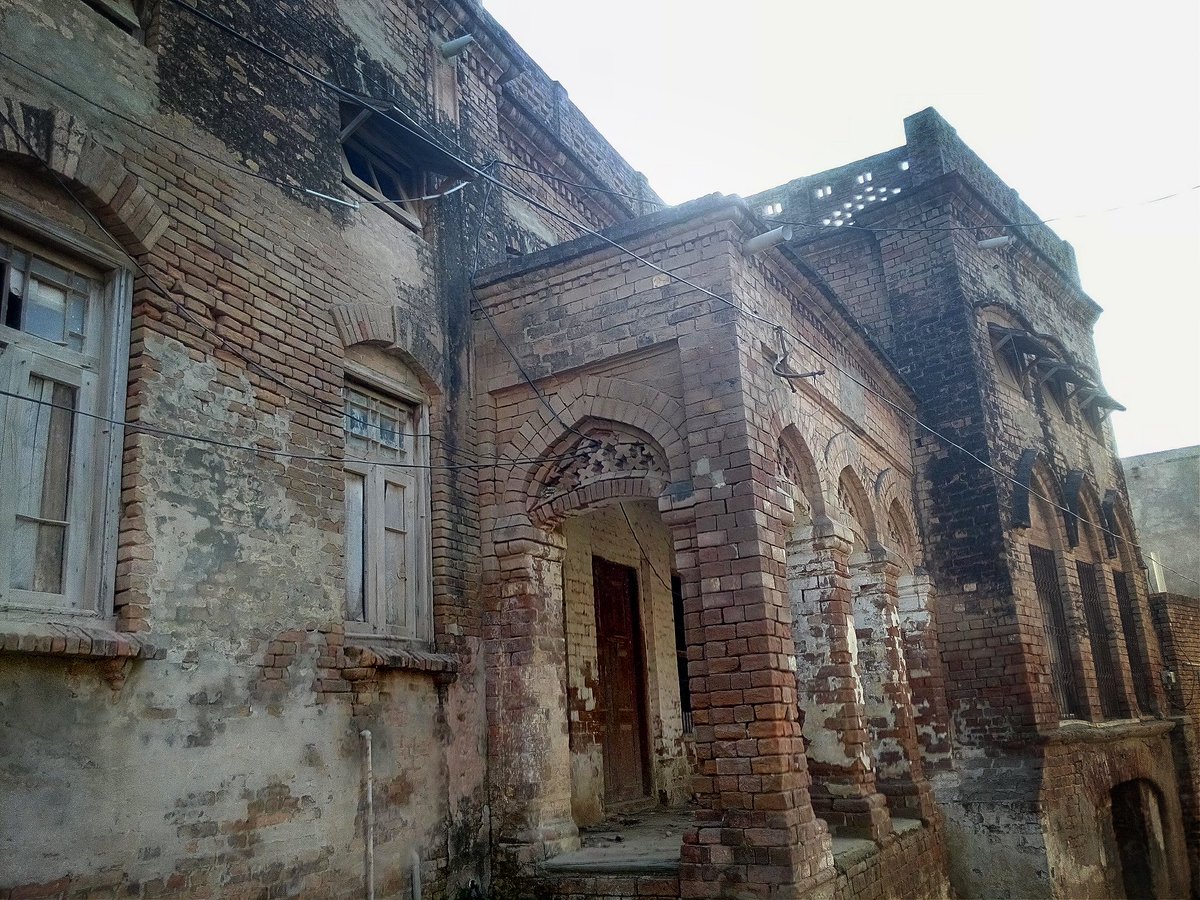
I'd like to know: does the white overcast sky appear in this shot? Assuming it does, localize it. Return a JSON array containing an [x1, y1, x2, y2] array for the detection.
[[484, 0, 1200, 459]]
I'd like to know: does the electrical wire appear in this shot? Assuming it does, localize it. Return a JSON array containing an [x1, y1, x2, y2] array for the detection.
[[28, 0, 1200, 590], [163, 0, 1200, 589], [0, 48, 475, 211], [0, 387, 625, 471], [493, 159, 663, 210], [619, 503, 673, 593], [0, 86, 531, 466], [769, 184, 1200, 235], [4, 39, 1193, 234]]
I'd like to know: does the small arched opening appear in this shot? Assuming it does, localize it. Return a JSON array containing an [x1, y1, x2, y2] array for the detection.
[[1111, 779, 1172, 899]]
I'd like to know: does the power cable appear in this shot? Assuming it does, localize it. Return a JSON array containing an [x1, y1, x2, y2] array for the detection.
[[493, 159, 663, 210], [769, 184, 1200, 235], [85, 1, 1200, 588], [0, 387, 624, 471], [619, 504, 673, 593], [4, 42, 1194, 233], [0, 48, 474, 210]]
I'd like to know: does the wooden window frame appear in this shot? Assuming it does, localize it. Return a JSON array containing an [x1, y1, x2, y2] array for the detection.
[[0, 213, 129, 622], [340, 110, 426, 232], [81, 0, 146, 35], [342, 372, 432, 644]]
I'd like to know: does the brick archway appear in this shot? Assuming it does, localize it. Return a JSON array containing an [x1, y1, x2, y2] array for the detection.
[[0, 97, 167, 255]]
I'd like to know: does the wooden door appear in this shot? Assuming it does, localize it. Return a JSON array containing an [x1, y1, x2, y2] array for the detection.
[[592, 556, 650, 805]]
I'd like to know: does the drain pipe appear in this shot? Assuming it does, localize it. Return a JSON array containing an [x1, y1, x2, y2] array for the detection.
[[361, 729, 375, 900]]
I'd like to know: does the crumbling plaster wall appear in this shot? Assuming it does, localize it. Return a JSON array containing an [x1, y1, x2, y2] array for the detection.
[[0, 0, 655, 895]]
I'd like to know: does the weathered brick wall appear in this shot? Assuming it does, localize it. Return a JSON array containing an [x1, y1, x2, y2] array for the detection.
[[831, 823, 951, 900], [1151, 593, 1200, 712], [1150, 591, 1200, 886], [0, 0, 657, 896], [474, 196, 946, 893], [1039, 724, 1191, 900], [762, 108, 1183, 898]]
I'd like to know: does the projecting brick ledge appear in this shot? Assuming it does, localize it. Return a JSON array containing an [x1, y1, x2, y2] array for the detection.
[[343, 641, 459, 678], [0, 621, 165, 660], [1041, 718, 1175, 746]]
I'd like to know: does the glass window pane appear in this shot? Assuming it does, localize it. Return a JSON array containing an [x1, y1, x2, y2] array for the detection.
[[344, 473, 366, 622], [24, 276, 68, 345], [5, 265, 24, 331], [345, 389, 371, 441], [66, 294, 87, 352], [378, 407, 400, 450]]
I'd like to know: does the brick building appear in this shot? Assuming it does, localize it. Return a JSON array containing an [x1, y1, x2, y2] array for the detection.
[[0, 3, 1192, 900], [751, 109, 1196, 899]]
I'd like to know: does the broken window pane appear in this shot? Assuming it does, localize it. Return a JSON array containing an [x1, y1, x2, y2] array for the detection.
[[1, 251, 91, 351]]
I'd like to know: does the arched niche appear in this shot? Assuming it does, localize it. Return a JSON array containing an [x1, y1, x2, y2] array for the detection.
[[835, 466, 876, 559], [526, 418, 671, 529]]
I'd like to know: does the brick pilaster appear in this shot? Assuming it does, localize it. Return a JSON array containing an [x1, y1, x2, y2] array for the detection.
[[792, 520, 891, 840], [852, 549, 936, 821], [484, 528, 579, 864]]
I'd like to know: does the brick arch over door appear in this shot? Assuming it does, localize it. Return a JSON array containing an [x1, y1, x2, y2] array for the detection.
[[0, 97, 167, 254], [504, 375, 689, 503]]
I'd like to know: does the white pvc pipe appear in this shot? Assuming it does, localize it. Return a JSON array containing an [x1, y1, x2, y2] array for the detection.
[[361, 730, 374, 900], [744, 225, 794, 254], [977, 235, 1013, 249], [440, 34, 474, 59], [410, 849, 422, 900]]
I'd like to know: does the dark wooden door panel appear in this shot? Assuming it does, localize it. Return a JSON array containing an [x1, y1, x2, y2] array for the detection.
[[593, 555, 650, 804]]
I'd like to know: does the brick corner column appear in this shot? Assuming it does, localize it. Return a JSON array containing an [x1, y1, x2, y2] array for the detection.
[[668, 497, 835, 896], [793, 517, 892, 841], [852, 547, 937, 822], [484, 526, 579, 867]]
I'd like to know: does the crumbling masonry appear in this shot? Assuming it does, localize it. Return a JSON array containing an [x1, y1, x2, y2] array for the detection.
[[0, 1, 1195, 899]]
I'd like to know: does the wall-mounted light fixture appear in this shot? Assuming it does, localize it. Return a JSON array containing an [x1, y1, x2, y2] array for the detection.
[[440, 34, 475, 59], [745, 225, 794, 255]]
